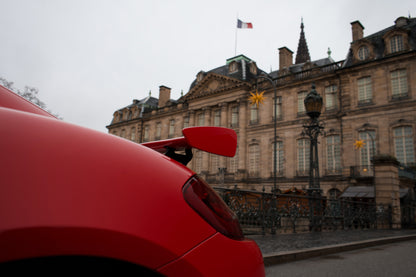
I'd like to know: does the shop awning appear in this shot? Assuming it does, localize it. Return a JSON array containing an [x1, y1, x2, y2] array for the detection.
[[340, 186, 409, 198]]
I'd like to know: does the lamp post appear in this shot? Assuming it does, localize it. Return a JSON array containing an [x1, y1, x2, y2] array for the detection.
[[302, 83, 324, 231], [252, 73, 278, 193], [251, 73, 278, 234], [359, 129, 376, 176]]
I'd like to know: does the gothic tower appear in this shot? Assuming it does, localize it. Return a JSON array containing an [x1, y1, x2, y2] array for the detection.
[[295, 18, 311, 64]]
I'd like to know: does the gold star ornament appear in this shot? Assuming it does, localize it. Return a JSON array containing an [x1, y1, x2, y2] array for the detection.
[[249, 90, 265, 108], [354, 139, 366, 149]]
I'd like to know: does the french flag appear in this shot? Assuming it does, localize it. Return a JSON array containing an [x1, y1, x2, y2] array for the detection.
[[237, 19, 253, 29]]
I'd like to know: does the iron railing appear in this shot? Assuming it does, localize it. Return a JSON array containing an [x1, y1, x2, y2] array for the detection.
[[215, 187, 392, 235]]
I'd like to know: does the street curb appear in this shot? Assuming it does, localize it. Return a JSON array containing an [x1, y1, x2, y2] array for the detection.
[[263, 234, 416, 266]]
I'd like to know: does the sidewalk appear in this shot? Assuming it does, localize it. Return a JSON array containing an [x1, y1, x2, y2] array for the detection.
[[248, 229, 416, 266]]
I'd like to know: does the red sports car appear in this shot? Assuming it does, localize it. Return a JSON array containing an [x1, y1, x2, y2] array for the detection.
[[0, 85, 265, 276]]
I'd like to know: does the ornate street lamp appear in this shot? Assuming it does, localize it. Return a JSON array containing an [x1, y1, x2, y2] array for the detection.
[[302, 83, 324, 231]]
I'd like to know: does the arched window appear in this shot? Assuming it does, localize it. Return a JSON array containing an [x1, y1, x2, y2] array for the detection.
[[358, 131, 376, 166], [228, 146, 239, 173], [328, 188, 341, 199], [358, 46, 369, 60]]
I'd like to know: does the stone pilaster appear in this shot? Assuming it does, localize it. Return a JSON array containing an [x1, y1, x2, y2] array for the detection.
[[373, 154, 401, 229]]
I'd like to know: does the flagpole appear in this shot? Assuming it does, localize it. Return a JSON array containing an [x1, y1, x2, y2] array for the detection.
[[235, 13, 238, 56], [235, 24, 238, 56]]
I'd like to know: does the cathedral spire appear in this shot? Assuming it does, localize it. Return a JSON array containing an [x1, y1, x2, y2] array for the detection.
[[295, 17, 311, 64]]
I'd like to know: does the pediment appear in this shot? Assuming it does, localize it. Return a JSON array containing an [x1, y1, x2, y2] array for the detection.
[[184, 73, 248, 100]]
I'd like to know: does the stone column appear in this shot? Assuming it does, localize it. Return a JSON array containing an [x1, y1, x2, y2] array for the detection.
[[373, 154, 401, 229], [219, 103, 229, 169], [238, 99, 247, 180]]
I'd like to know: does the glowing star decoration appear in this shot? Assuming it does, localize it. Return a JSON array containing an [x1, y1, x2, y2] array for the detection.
[[249, 90, 265, 108], [354, 139, 366, 149]]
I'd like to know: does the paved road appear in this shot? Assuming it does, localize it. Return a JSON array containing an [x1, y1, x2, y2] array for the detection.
[[265, 239, 416, 277]]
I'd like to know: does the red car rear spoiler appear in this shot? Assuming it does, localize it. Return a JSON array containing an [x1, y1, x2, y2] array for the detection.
[[142, 127, 237, 165]]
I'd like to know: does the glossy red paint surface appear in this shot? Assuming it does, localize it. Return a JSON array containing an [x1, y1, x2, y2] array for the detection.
[[183, 126, 237, 157], [158, 233, 265, 277], [0, 107, 218, 268], [0, 85, 55, 118], [0, 86, 264, 276], [142, 126, 237, 157]]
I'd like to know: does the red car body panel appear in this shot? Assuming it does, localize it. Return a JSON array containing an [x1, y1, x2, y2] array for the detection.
[[0, 85, 265, 276], [142, 126, 237, 157], [158, 233, 265, 276], [0, 85, 55, 118]]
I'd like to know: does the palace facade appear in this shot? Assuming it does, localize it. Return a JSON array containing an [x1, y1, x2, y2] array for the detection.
[[107, 16, 416, 198]]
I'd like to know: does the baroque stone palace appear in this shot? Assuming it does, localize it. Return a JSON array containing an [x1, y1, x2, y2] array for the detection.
[[107, 16, 416, 197]]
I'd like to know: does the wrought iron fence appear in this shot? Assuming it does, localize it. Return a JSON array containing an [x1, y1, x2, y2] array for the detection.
[[214, 187, 392, 235]]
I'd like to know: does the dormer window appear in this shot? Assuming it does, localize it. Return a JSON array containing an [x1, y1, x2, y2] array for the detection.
[[390, 35, 404, 53], [249, 62, 257, 74], [196, 71, 205, 82], [358, 46, 369, 60], [229, 61, 238, 73]]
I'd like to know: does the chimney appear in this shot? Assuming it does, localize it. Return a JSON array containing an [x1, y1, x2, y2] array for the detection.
[[158, 85, 171, 108], [278, 47, 293, 70], [351, 20, 364, 42]]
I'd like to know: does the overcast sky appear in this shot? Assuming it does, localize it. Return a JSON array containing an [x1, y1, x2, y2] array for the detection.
[[1, 0, 415, 133]]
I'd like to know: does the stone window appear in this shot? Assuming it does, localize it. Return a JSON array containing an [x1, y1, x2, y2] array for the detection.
[[358, 46, 369, 60], [390, 35, 404, 53], [229, 61, 238, 73], [325, 85, 338, 110], [391, 69, 408, 98], [194, 150, 203, 174], [326, 135, 341, 174], [169, 119, 175, 138], [248, 143, 260, 177], [210, 154, 219, 173], [214, 109, 221, 127], [250, 104, 258, 124], [328, 188, 341, 199], [297, 91, 308, 115], [156, 122, 161, 140], [297, 138, 310, 176], [228, 146, 239, 173], [394, 126, 414, 166], [271, 141, 284, 175], [143, 125, 150, 142], [231, 106, 239, 127], [120, 129, 126, 138], [272, 96, 282, 120], [358, 130, 376, 166], [197, 113, 205, 126], [357, 76, 372, 104], [183, 116, 190, 129], [130, 127, 136, 141]]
